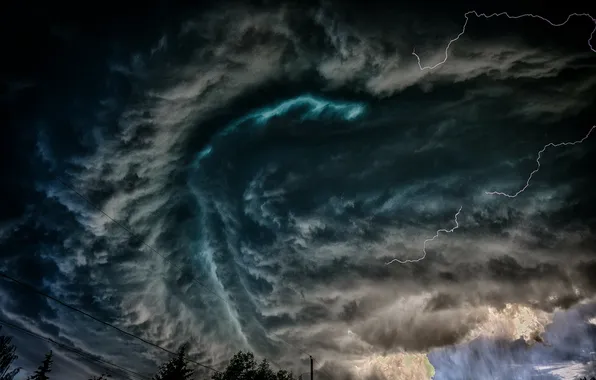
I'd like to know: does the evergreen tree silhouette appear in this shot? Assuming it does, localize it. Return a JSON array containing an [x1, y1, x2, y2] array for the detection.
[[152, 344, 194, 380], [0, 327, 20, 380], [27, 351, 52, 380], [211, 351, 299, 380]]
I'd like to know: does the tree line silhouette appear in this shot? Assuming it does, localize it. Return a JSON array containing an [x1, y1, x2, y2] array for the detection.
[[4, 326, 596, 380], [0, 326, 303, 380]]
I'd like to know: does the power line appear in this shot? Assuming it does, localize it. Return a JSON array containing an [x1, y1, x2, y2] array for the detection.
[[265, 335, 333, 380], [54, 176, 332, 377], [55, 176, 227, 304], [313, 358, 335, 380], [0, 317, 151, 380], [0, 272, 221, 374]]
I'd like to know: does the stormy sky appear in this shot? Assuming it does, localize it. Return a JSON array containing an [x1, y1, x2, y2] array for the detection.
[[2, 1, 596, 379]]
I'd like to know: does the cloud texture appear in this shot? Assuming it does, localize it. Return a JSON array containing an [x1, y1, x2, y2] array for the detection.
[[1, 2, 596, 379]]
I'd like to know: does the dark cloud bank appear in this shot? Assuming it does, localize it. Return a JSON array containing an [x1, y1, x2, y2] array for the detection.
[[1, 1, 596, 379]]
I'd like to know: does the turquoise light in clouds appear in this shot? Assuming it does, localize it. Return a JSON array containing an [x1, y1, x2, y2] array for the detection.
[[221, 94, 366, 136], [195, 94, 367, 163], [247, 94, 365, 123]]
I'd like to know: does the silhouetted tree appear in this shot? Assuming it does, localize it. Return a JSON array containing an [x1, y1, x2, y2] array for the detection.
[[152, 345, 194, 380], [0, 327, 20, 380], [27, 351, 53, 380], [211, 351, 300, 380]]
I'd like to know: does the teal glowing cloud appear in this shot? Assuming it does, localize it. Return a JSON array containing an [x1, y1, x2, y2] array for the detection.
[[221, 94, 366, 135], [195, 94, 367, 162], [248, 93, 365, 122]]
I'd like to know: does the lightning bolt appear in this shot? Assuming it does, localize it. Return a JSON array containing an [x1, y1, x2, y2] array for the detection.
[[413, 11, 596, 71], [485, 126, 595, 198], [388, 11, 595, 265], [385, 206, 462, 265]]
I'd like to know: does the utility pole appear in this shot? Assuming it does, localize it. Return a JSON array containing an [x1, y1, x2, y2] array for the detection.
[[310, 355, 314, 380]]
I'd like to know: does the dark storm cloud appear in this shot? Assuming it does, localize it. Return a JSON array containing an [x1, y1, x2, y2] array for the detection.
[[1, 1, 596, 379]]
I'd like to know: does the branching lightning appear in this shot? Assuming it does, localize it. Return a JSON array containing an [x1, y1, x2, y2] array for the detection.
[[385, 206, 462, 265], [485, 126, 595, 198], [388, 11, 595, 265], [413, 11, 596, 71]]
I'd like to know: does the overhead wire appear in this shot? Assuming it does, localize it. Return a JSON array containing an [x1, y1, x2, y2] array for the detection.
[[0, 272, 221, 374], [56, 176, 226, 304], [263, 334, 334, 380], [313, 358, 335, 380], [54, 176, 335, 378], [0, 317, 151, 380]]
